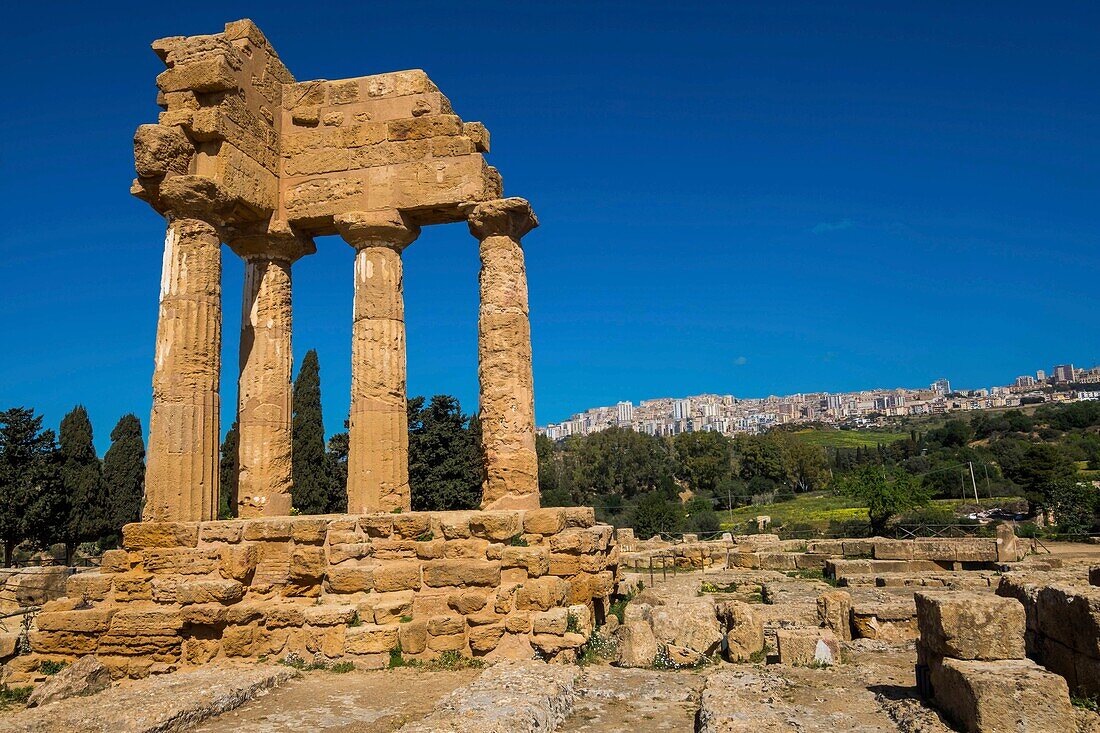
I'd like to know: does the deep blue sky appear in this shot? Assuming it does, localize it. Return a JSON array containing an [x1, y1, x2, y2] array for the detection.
[[2, 2, 1098, 452]]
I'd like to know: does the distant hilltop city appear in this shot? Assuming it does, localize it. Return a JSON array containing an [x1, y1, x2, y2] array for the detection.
[[538, 363, 1100, 440]]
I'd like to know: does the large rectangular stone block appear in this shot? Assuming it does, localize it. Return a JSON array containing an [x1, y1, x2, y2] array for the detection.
[[929, 657, 1074, 733], [123, 522, 199, 550], [915, 591, 1025, 661], [1035, 584, 1100, 657]]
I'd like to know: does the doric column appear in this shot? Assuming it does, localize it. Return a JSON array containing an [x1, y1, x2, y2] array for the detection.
[[229, 225, 314, 518], [335, 210, 420, 514], [467, 198, 540, 510], [143, 216, 222, 522]]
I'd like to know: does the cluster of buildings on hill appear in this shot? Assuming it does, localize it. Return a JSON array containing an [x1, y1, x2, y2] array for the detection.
[[538, 363, 1100, 441]]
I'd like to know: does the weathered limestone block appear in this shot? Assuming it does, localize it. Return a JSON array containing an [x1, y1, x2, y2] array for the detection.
[[468, 622, 506, 654], [617, 620, 658, 668], [181, 603, 228, 626], [930, 657, 1074, 733], [393, 619, 425, 655], [289, 546, 326, 582], [915, 592, 1025, 661], [36, 609, 116, 634], [242, 518, 293, 541], [1035, 584, 1100, 657], [303, 604, 357, 627], [776, 628, 840, 666], [392, 514, 430, 539], [143, 547, 220, 574], [715, 601, 764, 662], [442, 538, 490, 559], [65, 573, 113, 602], [468, 198, 539, 510], [142, 217, 222, 523], [816, 590, 852, 641], [515, 576, 568, 611], [176, 579, 246, 605], [373, 561, 421, 592], [448, 589, 489, 615], [219, 543, 259, 581], [324, 566, 375, 594], [335, 210, 419, 514], [26, 655, 112, 708], [329, 542, 374, 564], [469, 511, 522, 541], [134, 124, 193, 178], [422, 559, 500, 588], [649, 601, 724, 662], [200, 521, 244, 544], [524, 508, 566, 535], [123, 522, 199, 550]]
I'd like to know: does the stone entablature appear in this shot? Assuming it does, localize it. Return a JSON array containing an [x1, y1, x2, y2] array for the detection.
[[10, 509, 617, 681]]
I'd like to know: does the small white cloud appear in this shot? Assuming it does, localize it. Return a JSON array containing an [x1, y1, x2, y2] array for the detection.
[[734, 356, 748, 366], [811, 219, 854, 235]]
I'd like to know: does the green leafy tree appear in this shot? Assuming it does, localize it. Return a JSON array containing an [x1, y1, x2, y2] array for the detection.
[[628, 491, 683, 539], [569, 427, 675, 502], [218, 421, 239, 519], [1003, 443, 1076, 514], [0, 408, 64, 566], [408, 396, 482, 511], [59, 406, 107, 563], [672, 431, 733, 494], [1047, 478, 1097, 536], [684, 495, 721, 534], [734, 434, 789, 485], [832, 464, 930, 536], [775, 434, 830, 492], [325, 428, 349, 514], [103, 414, 144, 534], [291, 350, 329, 514]]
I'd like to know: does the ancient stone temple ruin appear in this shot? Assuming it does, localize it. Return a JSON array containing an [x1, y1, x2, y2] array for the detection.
[[133, 18, 539, 521], [7, 19, 616, 679]]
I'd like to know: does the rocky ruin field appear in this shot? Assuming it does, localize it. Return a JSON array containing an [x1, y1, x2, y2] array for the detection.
[[4, 539, 1100, 732]]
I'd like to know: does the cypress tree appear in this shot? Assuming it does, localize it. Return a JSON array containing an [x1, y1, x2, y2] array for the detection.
[[292, 350, 329, 514], [409, 395, 483, 511], [103, 414, 144, 534], [218, 421, 239, 519], [59, 405, 107, 564], [0, 408, 64, 567], [325, 428, 349, 514]]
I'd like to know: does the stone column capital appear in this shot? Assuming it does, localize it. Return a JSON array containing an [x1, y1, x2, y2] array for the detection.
[[467, 197, 538, 241], [335, 210, 420, 252], [149, 175, 237, 228], [227, 219, 316, 263]]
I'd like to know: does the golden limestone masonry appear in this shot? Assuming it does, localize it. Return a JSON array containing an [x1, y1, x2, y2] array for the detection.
[[11, 19, 618, 677], [131, 19, 534, 519], [11, 510, 617, 680]]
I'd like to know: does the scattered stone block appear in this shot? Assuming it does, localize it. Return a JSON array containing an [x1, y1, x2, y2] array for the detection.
[[775, 628, 840, 666], [27, 655, 111, 708], [930, 657, 1074, 733], [716, 600, 763, 662], [617, 620, 658, 668], [915, 591, 1025, 661], [816, 590, 852, 641]]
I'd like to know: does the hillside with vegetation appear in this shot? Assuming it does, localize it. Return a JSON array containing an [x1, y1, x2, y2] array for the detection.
[[537, 400, 1100, 538]]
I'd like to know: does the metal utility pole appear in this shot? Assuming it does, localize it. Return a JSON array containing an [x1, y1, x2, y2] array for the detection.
[[968, 461, 979, 503]]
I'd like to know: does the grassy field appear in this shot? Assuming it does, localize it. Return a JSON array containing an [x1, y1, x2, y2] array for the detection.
[[718, 491, 1022, 534], [720, 492, 868, 530], [788, 428, 909, 449]]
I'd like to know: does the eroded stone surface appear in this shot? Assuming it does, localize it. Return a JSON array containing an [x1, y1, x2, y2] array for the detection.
[[0, 664, 294, 733]]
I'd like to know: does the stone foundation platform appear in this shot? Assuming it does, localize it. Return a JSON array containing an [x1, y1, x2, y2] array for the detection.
[[7, 508, 617, 681]]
